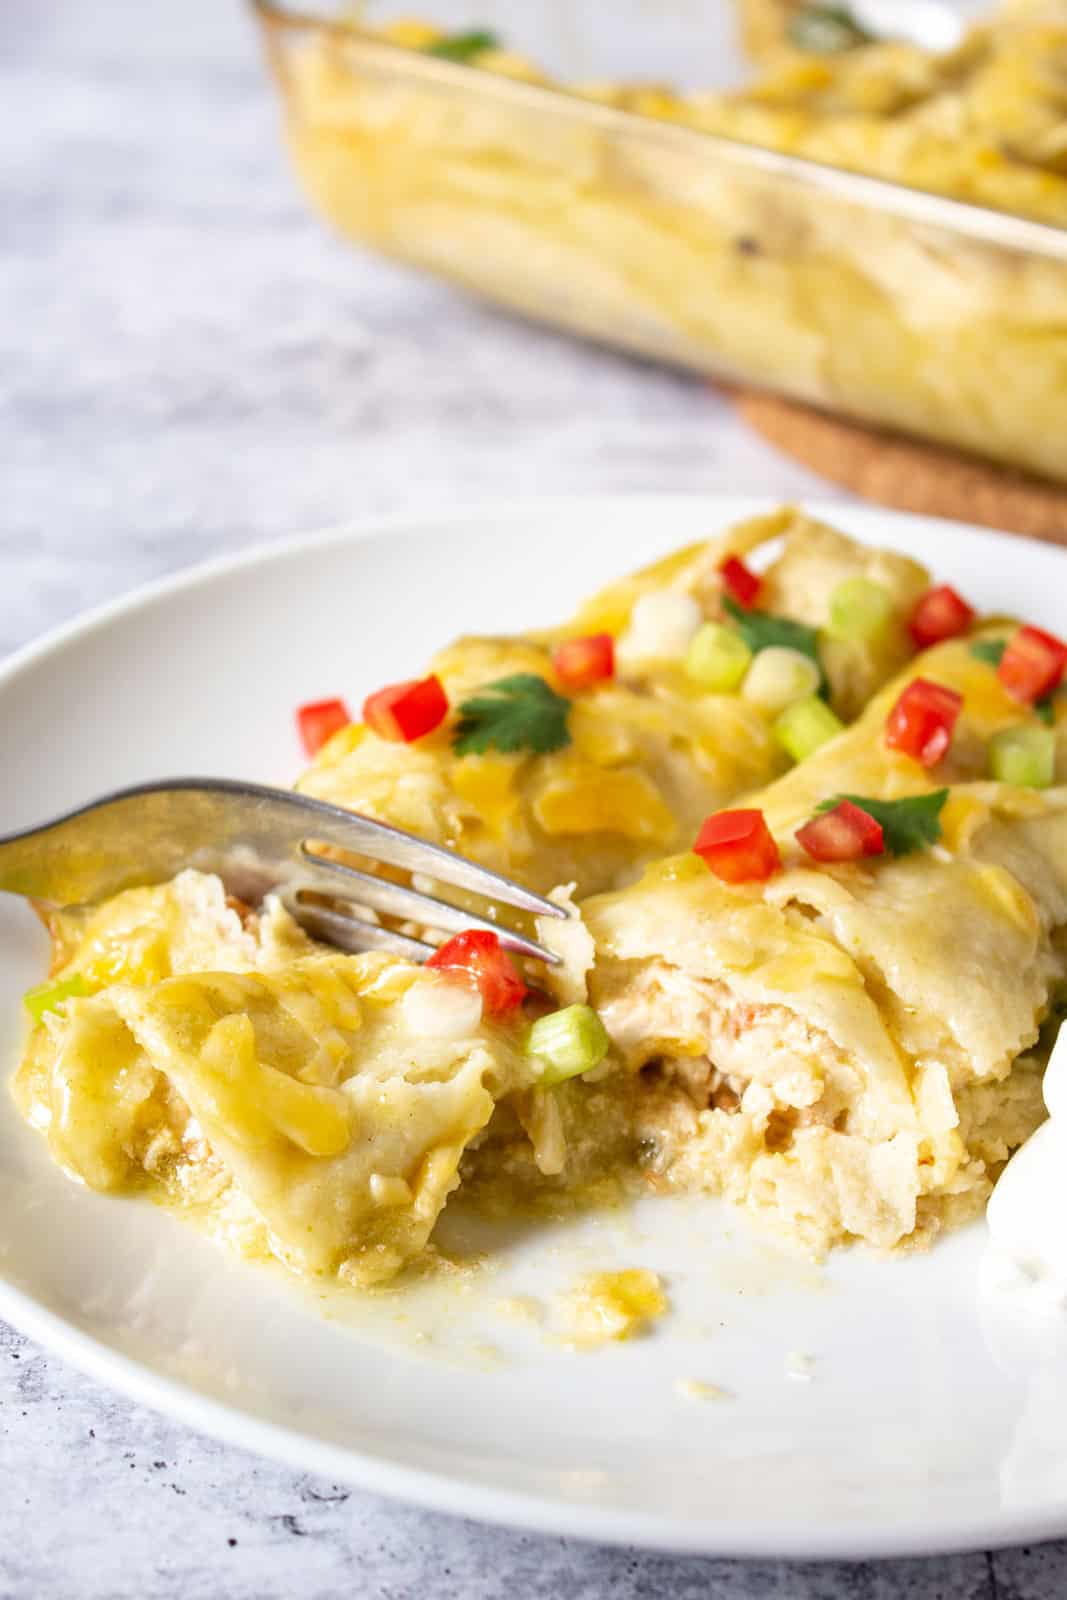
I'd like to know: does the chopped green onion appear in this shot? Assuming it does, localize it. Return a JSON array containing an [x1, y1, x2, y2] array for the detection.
[[828, 576, 894, 642], [773, 695, 845, 763], [527, 1004, 609, 1086], [742, 647, 822, 714], [24, 973, 88, 1025], [623, 591, 703, 662], [988, 726, 1056, 788], [425, 29, 498, 62], [686, 623, 752, 692]]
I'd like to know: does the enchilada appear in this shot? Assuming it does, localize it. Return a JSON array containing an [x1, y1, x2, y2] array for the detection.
[[557, 632, 1067, 1253]]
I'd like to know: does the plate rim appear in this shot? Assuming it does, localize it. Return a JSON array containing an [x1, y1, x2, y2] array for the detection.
[[3, 1264, 1067, 1562], [3, 493, 1066, 1560]]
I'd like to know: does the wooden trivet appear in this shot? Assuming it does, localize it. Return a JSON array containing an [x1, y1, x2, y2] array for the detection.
[[733, 387, 1067, 548]]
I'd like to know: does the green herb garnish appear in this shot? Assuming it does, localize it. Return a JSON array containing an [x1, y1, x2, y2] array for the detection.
[[425, 28, 498, 62], [970, 638, 1007, 668], [723, 597, 827, 694], [787, 4, 875, 52], [453, 674, 571, 757], [815, 790, 949, 856], [1035, 696, 1057, 726]]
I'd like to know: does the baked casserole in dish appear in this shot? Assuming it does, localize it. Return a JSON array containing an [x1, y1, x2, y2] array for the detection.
[[254, 0, 1067, 482]]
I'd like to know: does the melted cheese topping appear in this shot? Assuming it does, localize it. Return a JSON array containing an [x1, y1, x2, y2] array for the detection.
[[299, 510, 926, 899], [559, 1269, 669, 1344]]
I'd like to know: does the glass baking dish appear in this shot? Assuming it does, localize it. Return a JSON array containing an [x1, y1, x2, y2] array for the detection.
[[252, 1, 1067, 484]]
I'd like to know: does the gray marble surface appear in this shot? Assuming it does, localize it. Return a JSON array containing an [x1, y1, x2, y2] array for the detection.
[[3, 2, 1067, 1595]]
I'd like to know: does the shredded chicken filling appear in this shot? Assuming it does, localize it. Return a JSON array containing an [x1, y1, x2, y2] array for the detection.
[[599, 958, 863, 1149]]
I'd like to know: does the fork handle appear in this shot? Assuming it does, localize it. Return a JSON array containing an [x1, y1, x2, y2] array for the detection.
[[0, 786, 275, 907]]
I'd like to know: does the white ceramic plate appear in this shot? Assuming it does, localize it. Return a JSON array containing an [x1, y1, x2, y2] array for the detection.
[[3, 496, 1067, 1560]]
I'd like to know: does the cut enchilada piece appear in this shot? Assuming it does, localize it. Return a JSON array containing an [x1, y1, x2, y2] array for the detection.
[[568, 634, 1067, 1255], [298, 507, 929, 898], [13, 873, 538, 1286]]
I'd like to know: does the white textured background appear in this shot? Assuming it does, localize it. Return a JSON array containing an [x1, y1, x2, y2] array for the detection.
[[4, 2, 1067, 1595]]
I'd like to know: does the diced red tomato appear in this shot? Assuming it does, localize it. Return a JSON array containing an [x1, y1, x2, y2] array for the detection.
[[719, 555, 762, 610], [552, 633, 615, 689], [362, 674, 448, 743], [997, 625, 1067, 705], [884, 678, 963, 767], [297, 698, 352, 758], [426, 929, 527, 1015], [908, 585, 976, 650], [796, 800, 885, 863], [693, 808, 780, 884]]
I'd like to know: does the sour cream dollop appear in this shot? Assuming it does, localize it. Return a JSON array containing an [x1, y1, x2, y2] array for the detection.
[[987, 1022, 1067, 1284]]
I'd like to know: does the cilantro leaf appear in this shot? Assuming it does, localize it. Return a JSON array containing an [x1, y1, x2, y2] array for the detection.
[[426, 29, 498, 61], [723, 597, 827, 693], [787, 4, 874, 52], [969, 638, 1007, 668], [815, 790, 949, 856], [1035, 696, 1057, 726], [453, 674, 571, 757]]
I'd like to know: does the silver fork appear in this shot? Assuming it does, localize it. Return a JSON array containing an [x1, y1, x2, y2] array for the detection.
[[0, 779, 565, 964]]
